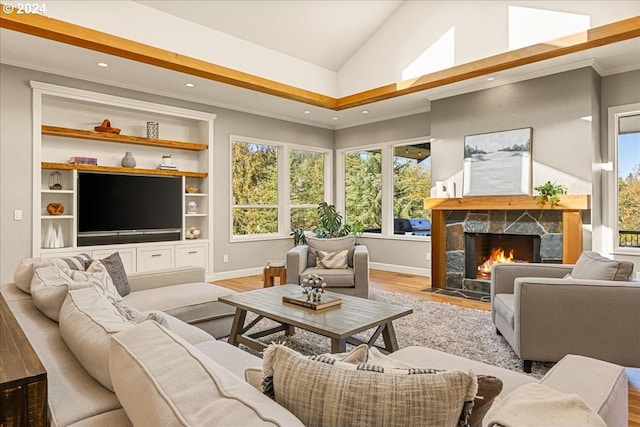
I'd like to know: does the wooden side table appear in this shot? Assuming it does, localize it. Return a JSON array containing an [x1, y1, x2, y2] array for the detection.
[[0, 294, 47, 427], [263, 261, 287, 287]]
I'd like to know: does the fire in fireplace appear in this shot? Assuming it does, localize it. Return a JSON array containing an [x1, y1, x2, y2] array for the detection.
[[464, 233, 541, 281]]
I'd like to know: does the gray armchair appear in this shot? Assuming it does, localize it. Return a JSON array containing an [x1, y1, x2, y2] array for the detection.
[[491, 252, 639, 373], [286, 236, 369, 299]]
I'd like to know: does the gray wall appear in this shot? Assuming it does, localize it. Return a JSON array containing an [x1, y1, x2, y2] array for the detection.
[[430, 68, 597, 196], [0, 64, 333, 283], [334, 113, 432, 272]]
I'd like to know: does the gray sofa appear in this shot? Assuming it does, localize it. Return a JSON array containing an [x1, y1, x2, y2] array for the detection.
[[286, 236, 369, 298], [491, 253, 639, 373], [1, 259, 630, 426]]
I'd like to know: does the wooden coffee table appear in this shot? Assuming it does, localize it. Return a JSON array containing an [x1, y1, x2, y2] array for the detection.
[[219, 284, 413, 354]]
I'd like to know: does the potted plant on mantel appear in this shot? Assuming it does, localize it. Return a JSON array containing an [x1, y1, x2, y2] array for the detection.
[[534, 181, 567, 208], [291, 202, 363, 245]]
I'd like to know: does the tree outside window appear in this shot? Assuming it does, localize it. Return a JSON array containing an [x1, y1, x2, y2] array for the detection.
[[232, 140, 278, 235], [290, 149, 324, 231], [344, 149, 382, 232], [394, 143, 432, 223]]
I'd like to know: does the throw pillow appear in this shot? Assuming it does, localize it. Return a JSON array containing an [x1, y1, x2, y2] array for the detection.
[[14, 257, 42, 294], [100, 252, 131, 297], [85, 259, 123, 303], [315, 249, 349, 269], [263, 344, 477, 427], [50, 253, 93, 272], [469, 375, 503, 427], [30, 262, 91, 322], [307, 235, 355, 267], [570, 251, 635, 281]]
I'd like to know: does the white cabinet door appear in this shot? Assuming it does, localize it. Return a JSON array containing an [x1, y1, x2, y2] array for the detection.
[[175, 244, 207, 270], [136, 246, 174, 272], [92, 248, 136, 274]]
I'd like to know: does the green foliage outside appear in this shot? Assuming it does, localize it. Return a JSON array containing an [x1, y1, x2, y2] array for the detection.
[[344, 149, 432, 230], [233, 140, 433, 236], [619, 164, 640, 245]]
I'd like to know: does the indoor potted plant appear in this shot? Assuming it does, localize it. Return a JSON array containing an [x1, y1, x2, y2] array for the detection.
[[534, 181, 567, 208], [290, 202, 362, 245]]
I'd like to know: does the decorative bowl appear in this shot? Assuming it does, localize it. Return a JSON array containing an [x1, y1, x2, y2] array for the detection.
[[94, 119, 121, 134], [46, 202, 65, 216], [186, 187, 199, 194]]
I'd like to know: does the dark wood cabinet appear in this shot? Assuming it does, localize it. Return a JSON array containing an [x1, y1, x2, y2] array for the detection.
[[1, 294, 47, 427]]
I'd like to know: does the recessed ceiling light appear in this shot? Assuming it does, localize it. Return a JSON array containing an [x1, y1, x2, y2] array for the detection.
[[96, 62, 109, 68], [362, 110, 369, 114], [303, 110, 310, 114], [486, 76, 496, 81], [185, 83, 195, 88], [332, 117, 339, 120]]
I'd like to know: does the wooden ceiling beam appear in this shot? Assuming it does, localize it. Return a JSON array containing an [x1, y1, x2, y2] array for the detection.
[[1, 8, 638, 111]]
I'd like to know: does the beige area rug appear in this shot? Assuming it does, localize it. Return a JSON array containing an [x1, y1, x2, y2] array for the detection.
[[224, 288, 553, 379]]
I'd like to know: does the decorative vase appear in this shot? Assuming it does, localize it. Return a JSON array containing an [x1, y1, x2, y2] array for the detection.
[[146, 121, 159, 139], [187, 201, 197, 214], [121, 152, 136, 168], [162, 155, 172, 166]]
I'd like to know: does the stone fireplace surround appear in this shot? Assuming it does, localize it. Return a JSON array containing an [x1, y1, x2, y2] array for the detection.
[[446, 210, 562, 293], [425, 195, 590, 290]]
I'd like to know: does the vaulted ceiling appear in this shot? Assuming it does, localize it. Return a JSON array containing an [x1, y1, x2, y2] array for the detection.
[[1, 1, 639, 129]]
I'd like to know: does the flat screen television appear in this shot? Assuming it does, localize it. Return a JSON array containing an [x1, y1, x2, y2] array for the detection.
[[77, 172, 182, 246]]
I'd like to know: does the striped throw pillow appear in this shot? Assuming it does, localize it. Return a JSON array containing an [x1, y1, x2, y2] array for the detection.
[[263, 344, 477, 427], [315, 249, 349, 269]]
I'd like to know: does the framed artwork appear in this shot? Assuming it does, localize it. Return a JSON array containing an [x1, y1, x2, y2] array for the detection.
[[463, 127, 532, 196]]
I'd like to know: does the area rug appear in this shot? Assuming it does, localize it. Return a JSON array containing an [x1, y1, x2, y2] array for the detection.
[[227, 288, 553, 379]]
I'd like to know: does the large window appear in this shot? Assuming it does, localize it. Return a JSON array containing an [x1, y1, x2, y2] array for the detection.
[[231, 140, 278, 236], [393, 142, 432, 223], [616, 112, 640, 248], [344, 149, 382, 232], [290, 149, 325, 231], [339, 138, 432, 237], [231, 137, 330, 239]]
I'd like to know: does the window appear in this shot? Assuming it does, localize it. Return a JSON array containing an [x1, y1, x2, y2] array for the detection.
[[344, 149, 382, 232], [339, 138, 432, 238], [393, 143, 432, 233], [231, 136, 331, 239], [231, 140, 278, 236], [616, 112, 640, 248], [290, 149, 325, 231]]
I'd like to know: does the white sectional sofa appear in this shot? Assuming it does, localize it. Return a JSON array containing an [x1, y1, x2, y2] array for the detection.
[[1, 257, 630, 426]]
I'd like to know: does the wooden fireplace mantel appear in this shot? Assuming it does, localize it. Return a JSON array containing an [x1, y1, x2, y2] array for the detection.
[[426, 195, 590, 288]]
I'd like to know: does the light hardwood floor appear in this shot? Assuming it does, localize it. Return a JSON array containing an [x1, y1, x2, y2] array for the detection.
[[214, 269, 640, 426]]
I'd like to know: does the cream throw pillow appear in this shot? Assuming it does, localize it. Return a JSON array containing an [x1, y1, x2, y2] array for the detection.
[[263, 344, 477, 427], [315, 249, 349, 269]]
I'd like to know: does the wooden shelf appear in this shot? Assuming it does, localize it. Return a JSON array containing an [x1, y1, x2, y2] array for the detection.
[[42, 125, 208, 151], [424, 194, 590, 211], [42, 162, 207, 178]]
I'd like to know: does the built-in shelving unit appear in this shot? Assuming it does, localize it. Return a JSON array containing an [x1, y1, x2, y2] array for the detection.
[[32, 81, 216, 275]]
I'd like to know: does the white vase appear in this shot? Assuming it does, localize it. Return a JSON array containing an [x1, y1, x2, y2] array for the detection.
[[57, 225, 64, 248]]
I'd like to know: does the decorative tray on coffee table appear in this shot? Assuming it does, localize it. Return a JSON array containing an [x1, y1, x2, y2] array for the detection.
[[282, 293, 342, 311]]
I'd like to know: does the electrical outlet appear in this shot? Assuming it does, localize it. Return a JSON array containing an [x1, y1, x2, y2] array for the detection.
[[14, 209, 22, 221], [223, 254, 229, 263], [426, 252, 431, 261]]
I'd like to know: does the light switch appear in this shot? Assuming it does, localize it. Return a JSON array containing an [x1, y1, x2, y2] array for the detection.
[[14, 209, 22, 221]]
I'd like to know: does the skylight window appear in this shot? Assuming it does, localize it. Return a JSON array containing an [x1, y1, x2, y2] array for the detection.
[[402, 27, 455, 81], [508, 6, 590, 50]]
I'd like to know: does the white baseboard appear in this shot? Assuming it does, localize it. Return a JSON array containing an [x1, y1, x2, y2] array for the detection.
[[208, 263, 430, 282], [209, 266, 264, 282], [369, 262, 430, 277]]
